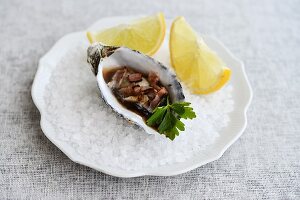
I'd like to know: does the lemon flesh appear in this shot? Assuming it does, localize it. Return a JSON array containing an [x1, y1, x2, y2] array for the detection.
[[87, 13, 166, 56], [170, 17, 231, 94]]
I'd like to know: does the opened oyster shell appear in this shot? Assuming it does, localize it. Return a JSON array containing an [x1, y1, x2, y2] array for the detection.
[[87, 43, 184, 135]]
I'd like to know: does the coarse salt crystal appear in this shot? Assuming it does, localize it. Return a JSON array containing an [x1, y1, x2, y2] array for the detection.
[[44, 45, 234, 171]]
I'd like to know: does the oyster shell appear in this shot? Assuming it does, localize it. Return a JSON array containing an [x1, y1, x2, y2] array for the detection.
[[87, 43, 184, 135]]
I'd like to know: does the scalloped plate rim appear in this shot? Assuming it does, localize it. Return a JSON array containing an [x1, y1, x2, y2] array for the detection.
[[31, 16, 253, 177]]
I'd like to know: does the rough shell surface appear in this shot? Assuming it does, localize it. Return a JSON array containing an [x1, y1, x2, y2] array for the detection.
[[87, 43, 185, 135]]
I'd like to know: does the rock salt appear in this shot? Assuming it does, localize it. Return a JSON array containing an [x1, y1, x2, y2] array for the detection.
[[44, 45, 234, 171]]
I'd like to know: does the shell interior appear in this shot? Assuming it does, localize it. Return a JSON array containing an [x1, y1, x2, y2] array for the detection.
[[96, 47, 184, 135]]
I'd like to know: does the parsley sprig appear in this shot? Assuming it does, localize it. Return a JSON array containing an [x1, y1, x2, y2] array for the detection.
[[146, 99, 196, 140]]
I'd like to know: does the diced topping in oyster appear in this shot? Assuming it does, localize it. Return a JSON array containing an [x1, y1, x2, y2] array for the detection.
[[128, 73, 142, 82], [104, 67, 169, 117]]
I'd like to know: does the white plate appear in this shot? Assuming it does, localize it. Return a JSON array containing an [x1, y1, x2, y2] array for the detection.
[[32, 16, 252, 177]]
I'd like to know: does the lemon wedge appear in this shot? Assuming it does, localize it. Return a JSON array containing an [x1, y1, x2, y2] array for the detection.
[[170, 17, 231, 94], [87, 13, 166, 55]]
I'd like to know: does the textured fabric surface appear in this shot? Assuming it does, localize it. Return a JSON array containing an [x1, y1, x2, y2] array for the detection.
[[0, 0, 299, 199]]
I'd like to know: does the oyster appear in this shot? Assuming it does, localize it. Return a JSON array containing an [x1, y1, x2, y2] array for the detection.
[[87, 43, 184, 135]]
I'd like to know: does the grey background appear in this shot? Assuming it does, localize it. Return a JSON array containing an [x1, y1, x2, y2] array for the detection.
[[0, 0, 299, 199]]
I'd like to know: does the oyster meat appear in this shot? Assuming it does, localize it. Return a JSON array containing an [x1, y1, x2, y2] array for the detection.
[[104, 66, 170, 118], [87, 43, 184, 135]]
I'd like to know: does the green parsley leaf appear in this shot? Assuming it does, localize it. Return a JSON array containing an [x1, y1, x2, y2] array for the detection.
[[158, 108, 176, 133], [171, 102, 196, 119], [146, 107, 167, 126], [181, 107, 196, 119], [173, 102, 191, 106], [165, 126, 179, 140], [146, 99, 196, 140], [171, 104, 185, 115], [175, 118, 185, 131]]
